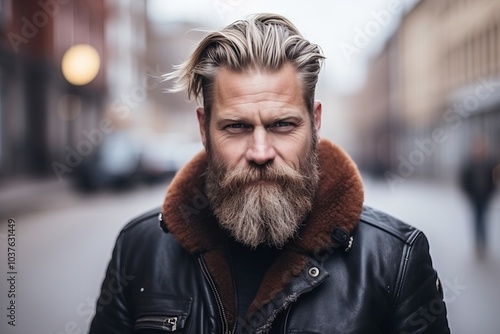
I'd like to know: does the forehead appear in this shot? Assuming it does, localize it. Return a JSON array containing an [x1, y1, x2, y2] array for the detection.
[[212, 64, 306, 117]]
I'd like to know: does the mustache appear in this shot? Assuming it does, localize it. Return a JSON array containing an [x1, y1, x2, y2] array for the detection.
[[218, 162, 308, 191]]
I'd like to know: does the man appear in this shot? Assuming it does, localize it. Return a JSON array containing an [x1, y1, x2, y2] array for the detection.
[[89, 13, 450, 333], [459, 137, 497, 259]]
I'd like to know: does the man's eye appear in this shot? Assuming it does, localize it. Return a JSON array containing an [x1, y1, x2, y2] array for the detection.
[[228, 124, 246, 128], [271, 121, 294, 131], [274, 121, 293, 127], [225, 123, 250, 133]]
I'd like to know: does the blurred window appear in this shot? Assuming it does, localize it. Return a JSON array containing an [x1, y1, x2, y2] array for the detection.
[[0, 70, 2, 165], [0, 0, 11, 31]]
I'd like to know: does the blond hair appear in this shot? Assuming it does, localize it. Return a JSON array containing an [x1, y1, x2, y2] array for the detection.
[[164, 13, 325, 116]]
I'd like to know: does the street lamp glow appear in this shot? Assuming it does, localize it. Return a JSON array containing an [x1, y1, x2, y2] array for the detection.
[[61, 44, 101, 86]]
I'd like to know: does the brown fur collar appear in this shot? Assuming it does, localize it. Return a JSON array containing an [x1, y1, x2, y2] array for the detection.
[[161, 139, 364, 328]]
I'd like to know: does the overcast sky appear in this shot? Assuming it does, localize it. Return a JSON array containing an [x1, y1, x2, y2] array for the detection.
[[147, 0, 419, 94]]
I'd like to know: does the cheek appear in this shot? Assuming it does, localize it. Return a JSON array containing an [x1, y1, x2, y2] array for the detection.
[[278, 130, 312, 156], [209, 136, 245, 168]]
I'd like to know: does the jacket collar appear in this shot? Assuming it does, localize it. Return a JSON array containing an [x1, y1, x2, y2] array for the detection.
[[161, 138, 364, 256]]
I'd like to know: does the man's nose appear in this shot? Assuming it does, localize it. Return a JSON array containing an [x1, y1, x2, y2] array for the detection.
[[245, 128, 276, 165]]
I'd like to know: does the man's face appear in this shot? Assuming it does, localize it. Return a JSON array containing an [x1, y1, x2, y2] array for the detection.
[[197, 64, 322, 248]]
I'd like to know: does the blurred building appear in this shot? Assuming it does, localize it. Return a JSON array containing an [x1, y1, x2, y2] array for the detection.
[[344, 38, 395, 176], [0, 0, 108, 180], [105, 0, 146, 102], [348, 0, 500, 180], [145, 17, 209, 137], [0, 0, 151, 184]]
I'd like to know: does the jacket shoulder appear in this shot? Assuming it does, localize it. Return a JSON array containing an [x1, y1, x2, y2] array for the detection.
[[112, 207, 190, 270], [120, 206, 162, 234], [358, 205, 421, 245]]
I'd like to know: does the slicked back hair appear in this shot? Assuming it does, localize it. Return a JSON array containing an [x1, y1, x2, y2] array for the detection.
[[164, 13, 325, 125]]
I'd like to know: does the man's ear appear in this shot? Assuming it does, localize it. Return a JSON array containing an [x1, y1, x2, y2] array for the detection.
[[313, 100, 322, 142], [196, 106, 207, 148]]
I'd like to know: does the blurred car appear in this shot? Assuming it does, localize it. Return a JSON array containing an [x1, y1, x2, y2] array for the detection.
[[73, 130, 142, 192], [139, 133, 204, 183]]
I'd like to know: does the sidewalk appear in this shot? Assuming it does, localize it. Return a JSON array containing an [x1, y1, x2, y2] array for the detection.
[[0, 176, 80, 220]]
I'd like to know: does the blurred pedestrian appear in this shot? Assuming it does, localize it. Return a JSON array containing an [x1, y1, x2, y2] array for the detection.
[[460, 137, 497, 259]]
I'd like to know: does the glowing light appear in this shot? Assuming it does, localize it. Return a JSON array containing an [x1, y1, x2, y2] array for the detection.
[[61, 44, 101, 86]]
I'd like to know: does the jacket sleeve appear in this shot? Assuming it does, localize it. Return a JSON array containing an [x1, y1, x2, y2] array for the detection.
[[88, 231, 134, 334], [389, 232, 451, 333]]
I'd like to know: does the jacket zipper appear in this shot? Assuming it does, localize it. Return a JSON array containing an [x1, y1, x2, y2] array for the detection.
[[135, 315, 178, 331], [282, 305, 292, 333], [198, 256, 233, 334]]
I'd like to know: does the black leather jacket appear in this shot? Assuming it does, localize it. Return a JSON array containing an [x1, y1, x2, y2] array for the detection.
[[89, 206, 449, 333], [89, 141, 450, 333]]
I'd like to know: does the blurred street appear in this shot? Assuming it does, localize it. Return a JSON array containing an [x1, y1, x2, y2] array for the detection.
[[0, 180, 170, 334], [0, 176, 499, 334], [0, 0, 499, 333]]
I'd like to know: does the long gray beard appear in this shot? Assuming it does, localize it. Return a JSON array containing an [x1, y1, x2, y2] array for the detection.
[[205, 151, 319, 248]]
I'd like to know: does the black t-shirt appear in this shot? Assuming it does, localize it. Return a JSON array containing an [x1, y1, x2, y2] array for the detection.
[[227, 237, 280, 326]]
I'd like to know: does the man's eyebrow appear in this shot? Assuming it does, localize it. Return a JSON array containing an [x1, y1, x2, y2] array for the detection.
[[215, 114, 247, 122], [215, 111, 305, 122], [270, 114, 304, 122], [214, 116, 247, 128]]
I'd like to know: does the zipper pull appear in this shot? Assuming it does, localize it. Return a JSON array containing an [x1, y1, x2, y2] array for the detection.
[[165, 317, 177, 331], [344, 236, 354, 252]]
